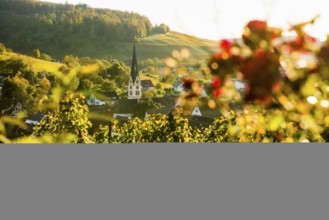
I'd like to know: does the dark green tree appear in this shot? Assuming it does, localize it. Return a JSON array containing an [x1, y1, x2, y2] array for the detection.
[[77, 78, 93, 91], [0, 59, 27, 77], [103, 60, 129, 87]]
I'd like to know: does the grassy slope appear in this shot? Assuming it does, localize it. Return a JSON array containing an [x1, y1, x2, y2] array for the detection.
[[0, 51, 63, 75], [136, 31, 218, 61], [0, 51, 172, 89], [2, 31, 218, 63], [42, 31, 219, 62]]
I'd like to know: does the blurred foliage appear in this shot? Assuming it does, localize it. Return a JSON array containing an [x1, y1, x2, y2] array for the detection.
[[204, 16, 329, 142], [107, 109, 201, 143], [33, 92, 93, 143]]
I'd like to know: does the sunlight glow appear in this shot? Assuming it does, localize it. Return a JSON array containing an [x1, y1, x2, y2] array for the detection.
[[307, 96, 317, 105], [42, 0, 329, 40], [296, 59, 307, 69], [320, 100, 329, 108]]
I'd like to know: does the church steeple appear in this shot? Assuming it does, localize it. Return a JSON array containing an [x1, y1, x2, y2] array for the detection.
[[130, 43, 139, 83], [128, 43, 142, 99]]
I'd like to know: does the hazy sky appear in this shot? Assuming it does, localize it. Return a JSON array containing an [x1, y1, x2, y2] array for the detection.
[[42, 0, 329, 40]]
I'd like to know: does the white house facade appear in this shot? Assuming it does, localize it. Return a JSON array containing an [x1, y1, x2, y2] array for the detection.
[[191, 105, 202, 116], [173, 81, 184, 93], [87, 94, 107, 106]]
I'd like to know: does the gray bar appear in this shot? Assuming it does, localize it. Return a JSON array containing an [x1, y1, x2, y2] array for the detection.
[[0, 143, 328, 220]]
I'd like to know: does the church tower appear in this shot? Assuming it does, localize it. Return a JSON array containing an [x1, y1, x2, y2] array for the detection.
[[128, 44, 142, 99]]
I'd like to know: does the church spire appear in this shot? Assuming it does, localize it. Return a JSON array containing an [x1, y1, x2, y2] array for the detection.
[[128, 43, 142, 100], [130, 43, 139, 83]]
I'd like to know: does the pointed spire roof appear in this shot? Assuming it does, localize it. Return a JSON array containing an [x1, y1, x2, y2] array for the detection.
[[130, 44, 139, 83]]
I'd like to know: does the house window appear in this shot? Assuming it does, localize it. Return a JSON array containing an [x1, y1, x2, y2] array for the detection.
[[136, 86, 139, 89], [130, 86, 132, 89], [130, 91, 132, 96], [136, 91, 139, 95]]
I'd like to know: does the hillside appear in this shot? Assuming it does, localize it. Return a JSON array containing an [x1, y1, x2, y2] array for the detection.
[[0, 51, 63, 75], [0, 0, 218, 61], [0, 31, 218, 62], [136, 32, 218, 60], [89, 31, 218, 61], [0, 50, 173, 90]]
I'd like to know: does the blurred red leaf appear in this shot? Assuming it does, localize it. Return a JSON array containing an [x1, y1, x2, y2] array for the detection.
[[212, 77, 221, 88], [219, 39, 232, 53], [247, 20, 267, 30], [213, 88, 221, 98]]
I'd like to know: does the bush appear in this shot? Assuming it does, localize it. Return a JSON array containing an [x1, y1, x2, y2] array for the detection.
[[0, 43, 6, 53], [142, 90, 155, 99]]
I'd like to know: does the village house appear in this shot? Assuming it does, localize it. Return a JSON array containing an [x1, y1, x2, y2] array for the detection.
[[141, 79, 155, 91], [173, 81, 184, 93], [0, 99, 27, 138], [0, 99, 22, 116], [25, 113, 47, 126], [24, 113, 47, 134], [86, 91, 120, 106], [87, 94, 107, 106], [186, 101, 222, 131]]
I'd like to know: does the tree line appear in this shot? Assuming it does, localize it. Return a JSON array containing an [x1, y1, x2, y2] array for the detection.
[[0, 0, 170, 58]]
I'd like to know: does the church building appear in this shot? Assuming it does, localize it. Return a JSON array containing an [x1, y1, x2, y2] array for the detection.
[[128, 44, 142, 99], [114, 44, 178, 123]]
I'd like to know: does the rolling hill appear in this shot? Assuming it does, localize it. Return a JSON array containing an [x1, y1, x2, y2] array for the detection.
[[0, 0, 219, 62], [0, 51, 63, 75], [92, 31, 218, 62], [136, 32, 218, 60], [1, 31, 218, 62]]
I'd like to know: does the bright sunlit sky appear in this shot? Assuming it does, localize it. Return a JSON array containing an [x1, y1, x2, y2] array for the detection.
[[42, 0, 329, 40]]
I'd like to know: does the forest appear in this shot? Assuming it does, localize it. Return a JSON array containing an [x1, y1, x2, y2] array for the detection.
[[0, 0, 170, 59]]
